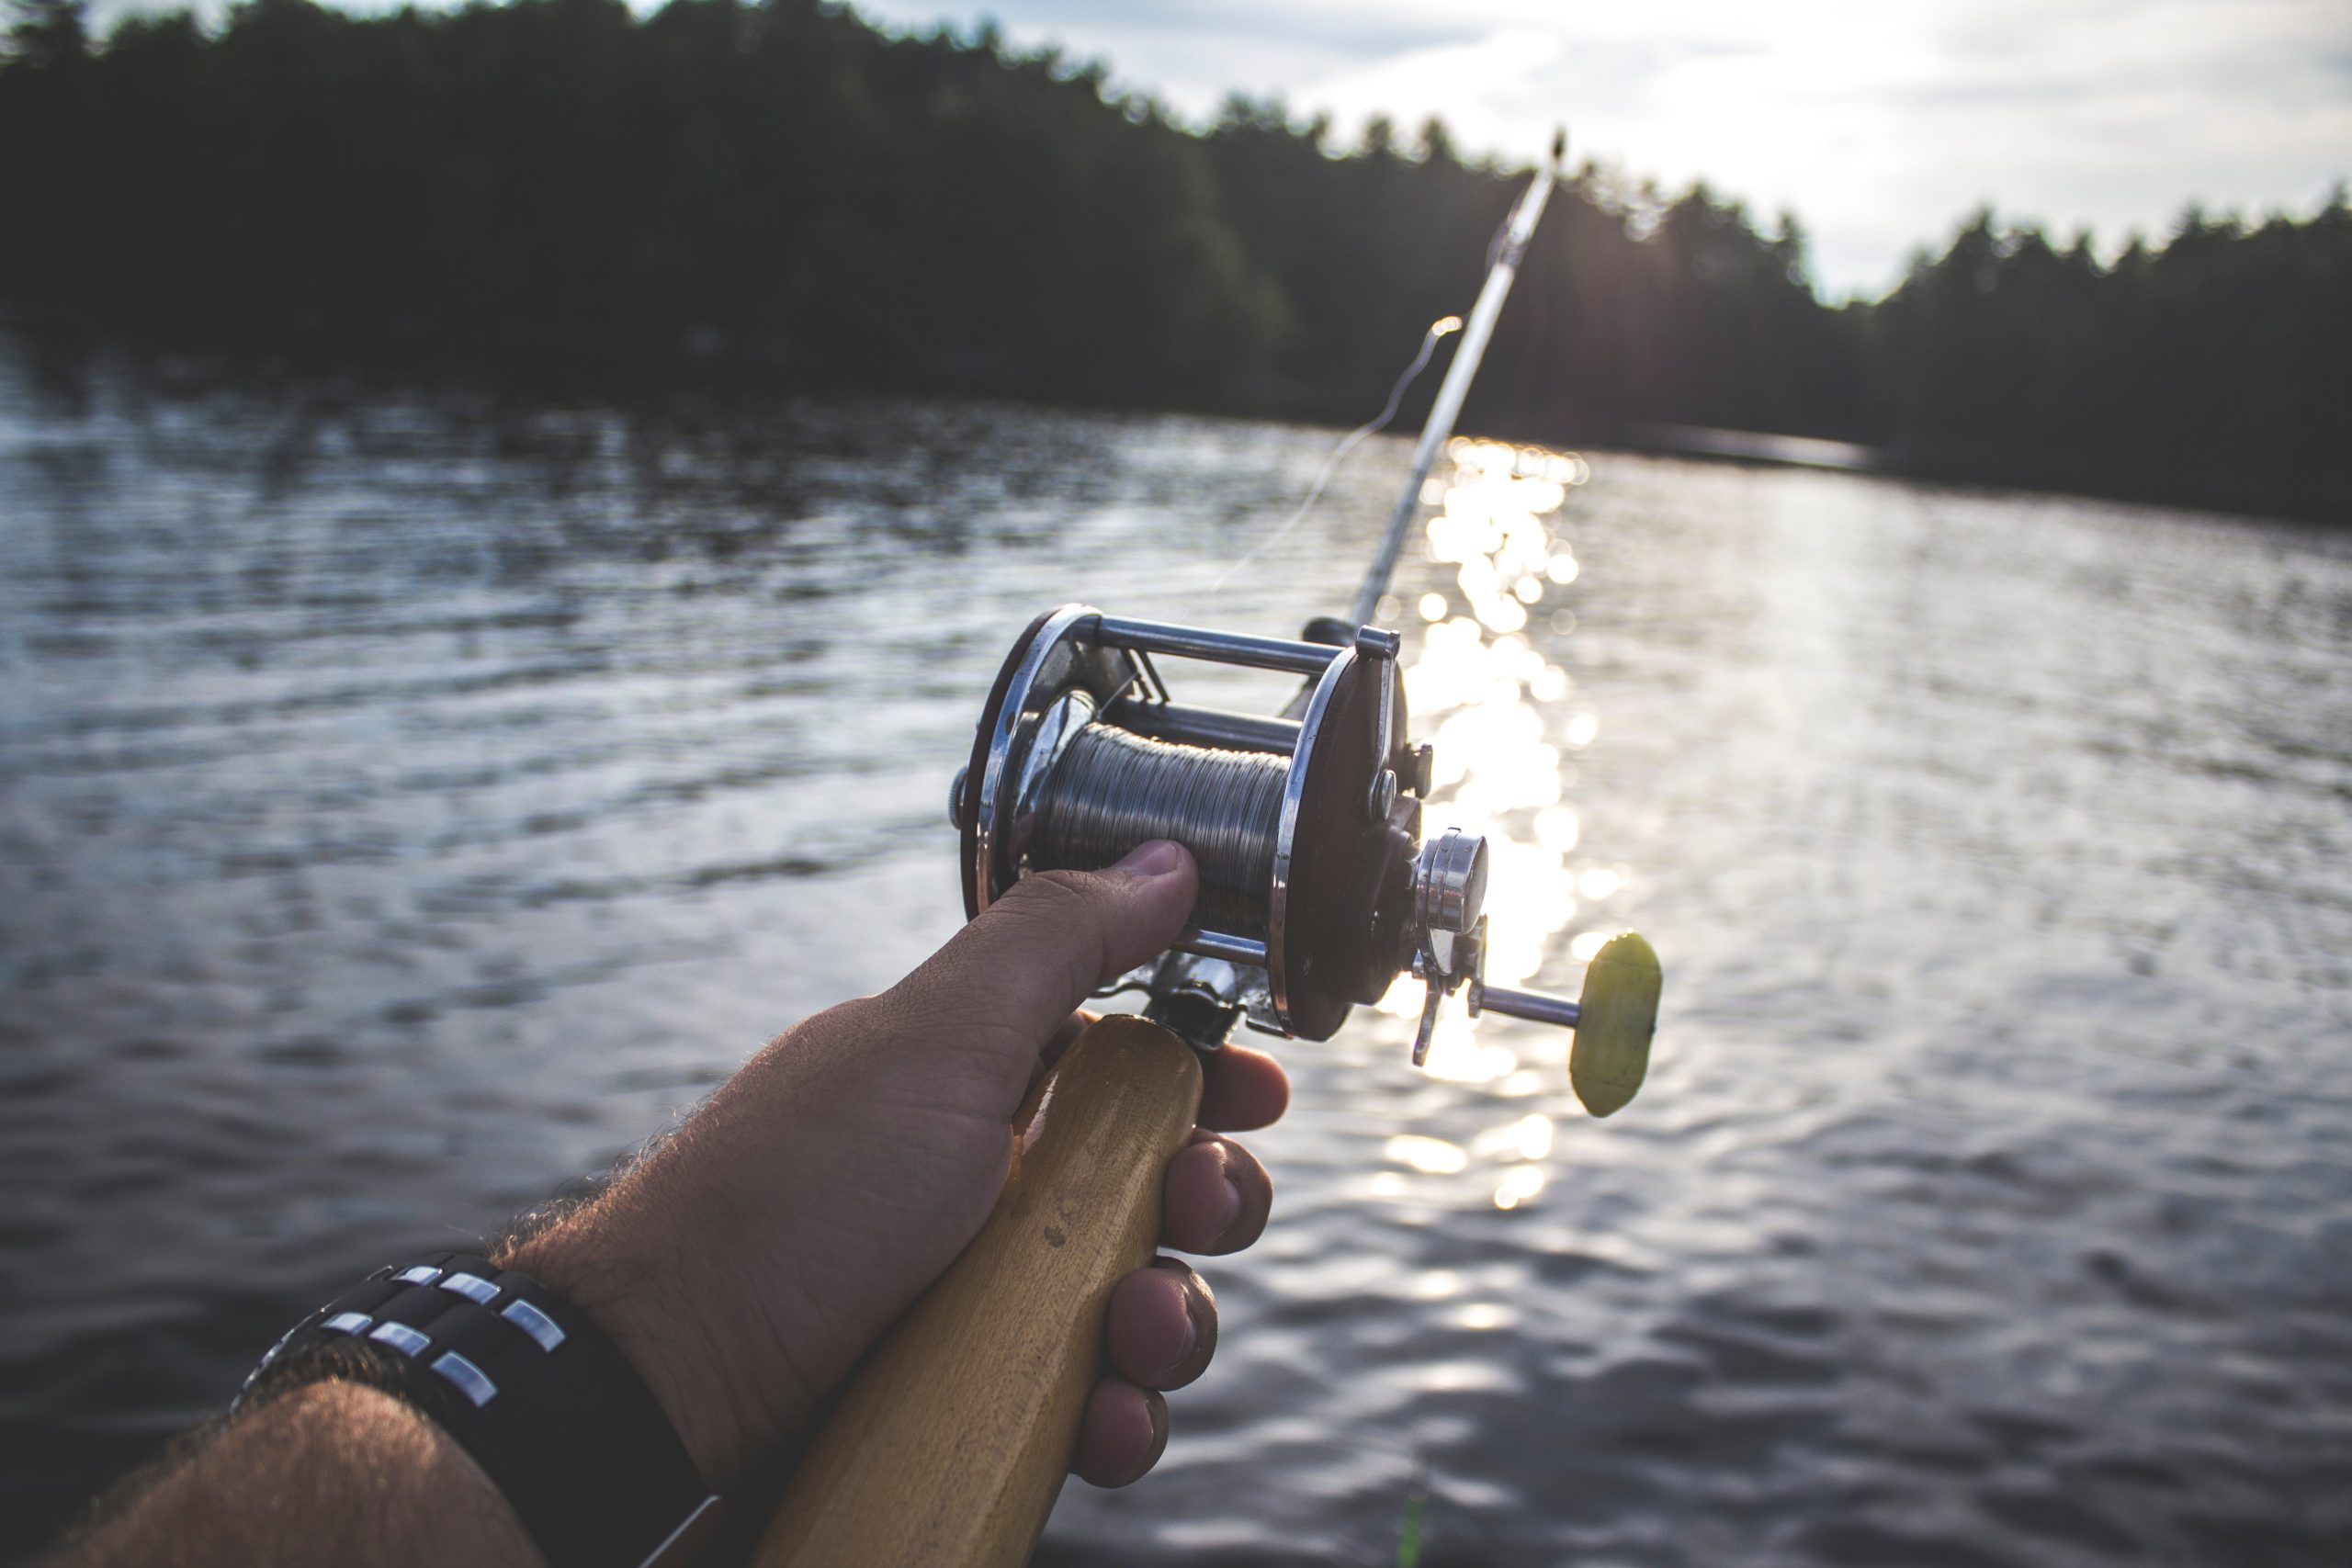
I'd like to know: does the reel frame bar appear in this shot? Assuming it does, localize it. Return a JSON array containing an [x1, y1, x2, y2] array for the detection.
[[1101, 697, 1298, 756], [1087, 615, 1344, 678], [1170, 931, 1269, 967]]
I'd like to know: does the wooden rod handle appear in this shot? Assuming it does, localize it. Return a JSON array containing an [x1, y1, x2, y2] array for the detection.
[[752, 1015, 1204, 1568]]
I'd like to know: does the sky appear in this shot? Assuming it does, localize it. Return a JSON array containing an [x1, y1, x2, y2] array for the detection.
[[852, 0, 2352, 298]]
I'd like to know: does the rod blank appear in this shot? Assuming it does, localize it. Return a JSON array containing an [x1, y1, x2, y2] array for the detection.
[[1350, 135, 1564, 627]]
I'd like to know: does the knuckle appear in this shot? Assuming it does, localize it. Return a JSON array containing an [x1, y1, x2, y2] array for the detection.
[[984, 871, 1110, 988], [998, 868, 1095, 917]]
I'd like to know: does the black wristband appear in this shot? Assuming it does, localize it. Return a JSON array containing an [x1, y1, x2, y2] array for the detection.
[[239, 1252, 720, 1568]]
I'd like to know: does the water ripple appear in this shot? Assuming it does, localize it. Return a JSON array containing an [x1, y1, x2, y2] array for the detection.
[[3, 346, 2350, 1563]]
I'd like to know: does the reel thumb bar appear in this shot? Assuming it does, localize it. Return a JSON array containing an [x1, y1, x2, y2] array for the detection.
[[752, 1017, 1203, 1568]]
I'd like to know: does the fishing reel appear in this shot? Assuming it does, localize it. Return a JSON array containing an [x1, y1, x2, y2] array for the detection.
[[949, 605, 1659, 1116]]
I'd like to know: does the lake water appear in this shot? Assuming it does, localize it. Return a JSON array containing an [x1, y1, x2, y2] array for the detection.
[[3, 341, 2348, 1565]]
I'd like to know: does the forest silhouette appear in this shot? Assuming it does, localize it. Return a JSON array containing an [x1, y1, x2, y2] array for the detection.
[[3, 0, 2346, 520]]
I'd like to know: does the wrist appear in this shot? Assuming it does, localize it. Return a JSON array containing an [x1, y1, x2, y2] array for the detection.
[[235, 1250, 718, 1568], [502, 1169, 814, 1488], [500, 995, 963, 1491]]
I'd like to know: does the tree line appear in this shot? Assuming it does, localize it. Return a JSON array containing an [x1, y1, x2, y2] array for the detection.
[[3, 0, 2345, 519]]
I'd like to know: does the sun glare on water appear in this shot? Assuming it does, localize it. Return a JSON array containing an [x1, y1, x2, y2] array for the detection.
[[1373, 436, 1626, 1212]]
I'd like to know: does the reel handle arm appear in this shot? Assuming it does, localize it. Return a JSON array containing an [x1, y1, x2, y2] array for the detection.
[[1472, 984, 1579, 1029]]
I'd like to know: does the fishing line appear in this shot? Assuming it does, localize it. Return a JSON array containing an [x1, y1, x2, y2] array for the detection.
[[1210, 314, 1464, 593], [1032, 723, 1288, 935]]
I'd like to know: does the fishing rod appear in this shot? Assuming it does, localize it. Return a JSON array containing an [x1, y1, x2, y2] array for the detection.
[[1351, 128, 1566, 627], [750, 135, 1660, 1568]]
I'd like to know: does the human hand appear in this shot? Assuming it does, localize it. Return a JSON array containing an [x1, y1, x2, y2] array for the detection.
[[506, 840, 1287, 1491]]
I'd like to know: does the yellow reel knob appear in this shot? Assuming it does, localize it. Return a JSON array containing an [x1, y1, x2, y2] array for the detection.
[[1569, 931, 1660, 1118]]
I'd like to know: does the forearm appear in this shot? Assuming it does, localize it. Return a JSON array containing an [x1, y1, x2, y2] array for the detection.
[[52, 848, 1248, 1564], [53, 1382, 540, 1568], [53, 1021, 862, 1568]]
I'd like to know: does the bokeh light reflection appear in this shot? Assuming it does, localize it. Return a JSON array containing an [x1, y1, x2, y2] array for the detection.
[[1492, 1166, 1548, 1211], [1385, 1134, 1469, 1175], [1376, 437, 1624, 1204]]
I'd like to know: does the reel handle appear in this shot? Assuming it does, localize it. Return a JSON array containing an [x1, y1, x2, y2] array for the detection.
[[751, 1016, 1204, 1568], [1471, 931, 1661, 1118]]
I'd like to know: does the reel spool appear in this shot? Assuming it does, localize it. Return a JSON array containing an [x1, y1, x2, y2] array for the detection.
[[948, 605, 1659, 1116]]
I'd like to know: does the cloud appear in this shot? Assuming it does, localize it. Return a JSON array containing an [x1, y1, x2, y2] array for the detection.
[[872, 0, 1479, 62], [855, 0, 2352, 296]]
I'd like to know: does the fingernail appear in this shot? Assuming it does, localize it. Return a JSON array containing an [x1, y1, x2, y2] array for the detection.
[[1214, 1147, 1244, 1238], [1144, 1391, 1170, 1470], [1167, 1303, 1198, 1376], [1113, 840, 1186, 879]]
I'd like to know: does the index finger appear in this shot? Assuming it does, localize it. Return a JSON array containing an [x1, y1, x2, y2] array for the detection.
[[1196, 1041, 1287, 1132]]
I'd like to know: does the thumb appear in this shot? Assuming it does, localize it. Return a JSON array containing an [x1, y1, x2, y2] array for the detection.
[[885, 840, 1198, 1075]]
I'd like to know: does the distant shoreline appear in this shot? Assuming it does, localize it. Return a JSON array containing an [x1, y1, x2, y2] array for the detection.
[[1619, 424, 1884, 473], [6, 318, 2341, 532], [1599, 422, 2347, 527]]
